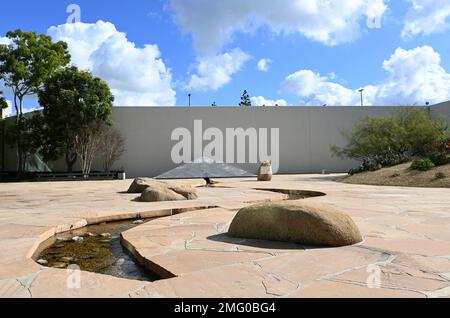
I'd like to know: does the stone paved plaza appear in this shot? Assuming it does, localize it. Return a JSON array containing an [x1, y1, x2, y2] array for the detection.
[[0, 175, 449, 298]]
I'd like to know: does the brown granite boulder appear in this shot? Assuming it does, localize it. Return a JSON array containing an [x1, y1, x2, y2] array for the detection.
[[258, 161, 273, 182], [167, 185, 199, 200], [140, 187, 187, 202], [228, 201, 363, 247], [127, 178, 166, 193], [129, 178, 199, 202]]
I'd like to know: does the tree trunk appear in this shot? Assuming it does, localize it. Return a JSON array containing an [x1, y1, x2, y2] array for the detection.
[[16, 95, 28, 174], [15, 110, 24, 174], [65, 152, 77, 172]]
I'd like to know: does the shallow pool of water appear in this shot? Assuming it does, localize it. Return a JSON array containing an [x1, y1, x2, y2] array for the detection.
[[37, 220, 160, 282]]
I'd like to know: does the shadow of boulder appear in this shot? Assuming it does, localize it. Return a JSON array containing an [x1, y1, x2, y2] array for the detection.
[[207, 233, 323, 251]]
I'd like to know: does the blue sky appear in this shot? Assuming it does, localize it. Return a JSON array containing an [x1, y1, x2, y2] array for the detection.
[[1, 0, 450, 108]]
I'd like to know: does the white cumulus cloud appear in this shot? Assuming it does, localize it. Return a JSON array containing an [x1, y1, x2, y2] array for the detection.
[[402, 0, 450, 38], [0, 37, 11, 45], [283, 70, 357, 105], [251, 96, 288, 106], [47, 21, 176, 106], [257, 58, 272, 72], [186, 48, 250, 91], [375, 46, 450, 105], [169, 0, 388, 52], [282, 46, 450, 106]]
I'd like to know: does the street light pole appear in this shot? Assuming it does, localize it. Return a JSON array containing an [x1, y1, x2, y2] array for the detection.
[[188, 93, 191, 107], [358, 89, 364, 107]]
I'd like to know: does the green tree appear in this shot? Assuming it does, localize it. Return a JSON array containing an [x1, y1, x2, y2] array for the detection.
[[331, 116, 408, 162], [4, 114, 44, 168], [38, 66, 114, 174], [331, 108, 448, 172], [239, 90, 252, 107], [394, 108, 448, 155], [0, 30, 70, 172]]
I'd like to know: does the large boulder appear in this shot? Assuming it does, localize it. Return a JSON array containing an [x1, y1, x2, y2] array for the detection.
[[140, 187, 187, 202], [127, 178, 166, 193], [228, 201, 363, 247], [167, 185, 199, 200], [128, 178, 199, 202], [258, 161, 273, 182]]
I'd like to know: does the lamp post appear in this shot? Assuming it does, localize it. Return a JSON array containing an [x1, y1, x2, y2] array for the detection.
[[358, 88, 364, 107], [188, 93, 191, 107]]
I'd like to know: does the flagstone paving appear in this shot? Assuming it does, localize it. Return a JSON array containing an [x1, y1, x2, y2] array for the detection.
[[0, 175, 449, 298]]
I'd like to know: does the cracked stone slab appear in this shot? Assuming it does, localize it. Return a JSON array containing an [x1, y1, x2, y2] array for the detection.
[[30, 268, 147, 298], [291, 280, 425, 298], [131, 263, 298, 298], [397, 223, 450, 241], [0, 224, 52, 239], [392, 254, 450, 275], [355, 220, 425, 240], [331, 263, 449, 292], [364, 237, 450, 257], [186, 237, 305, 255], [0, 238, 38, 265], [253, 246, 392, 285], [0, 278, 31, 298], [148, 249, 277, 276], [121, 207, 309, 277], [425, 286, 450, 298], [0, 260, 41, 280]]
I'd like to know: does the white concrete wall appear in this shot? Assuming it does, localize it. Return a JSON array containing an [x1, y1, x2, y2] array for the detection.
[[100, 106, 431, 177], [3, 105, 449, 178], [431, 101, 450, 124]]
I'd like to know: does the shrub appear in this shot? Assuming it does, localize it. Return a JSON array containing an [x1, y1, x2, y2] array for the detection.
[[394, 108, 448, 156], [428, 151, 449, 166], [410, 159, 435, 171], [332, 108, 449, 173], [348, 159, 381, 175], [332, 116, 406, 161], [435, 172, 446, 179]]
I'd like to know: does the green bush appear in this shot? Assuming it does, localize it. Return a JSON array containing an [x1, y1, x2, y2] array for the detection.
[[394, 108, 448, 156], [435, 172, 447, 179], [410, 159, 435, 171], [348, 151, 410, 175], [429, 152, 449, 166], [332, 108, 449, 173]]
